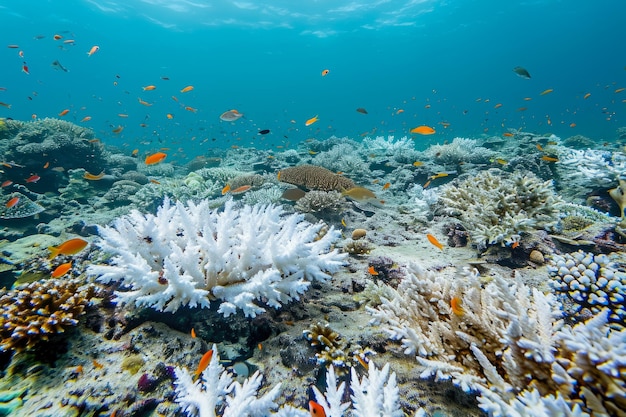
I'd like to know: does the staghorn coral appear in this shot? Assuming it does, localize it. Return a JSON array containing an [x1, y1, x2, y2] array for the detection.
[[439, 169, 562, 249], [548, 250, 625, 325], [87, 198, 346, 317], [278, 164, 355, 192], [0, 278, 98, 352]]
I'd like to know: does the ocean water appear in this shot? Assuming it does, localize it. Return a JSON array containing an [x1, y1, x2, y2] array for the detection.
[[1, 0, 625, 161]]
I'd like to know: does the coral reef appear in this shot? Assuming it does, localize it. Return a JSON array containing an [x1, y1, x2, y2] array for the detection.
[[548, 250, 626, 324], [0, 192, 44, 219], [87, 198, 346, 317], [0, 279, 99, 352], [423, 137, 495, 165], [294, 190, 346, 214], [278, 164, 355, 191], [439, 169, 562, 249]]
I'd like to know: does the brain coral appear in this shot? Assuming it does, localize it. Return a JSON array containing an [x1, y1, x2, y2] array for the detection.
[[278, 164, 355, 191], [439, 169, 562, 249], [0, 278, 99, 352]]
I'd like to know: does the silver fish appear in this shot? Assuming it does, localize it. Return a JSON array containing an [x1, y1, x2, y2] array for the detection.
[[513, 66, 530, 79], [51, 60, 69, 72], [219, 110, 243, 122]]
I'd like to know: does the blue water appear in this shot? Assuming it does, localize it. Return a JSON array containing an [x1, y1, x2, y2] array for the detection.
[[1, 0, 625, 162]]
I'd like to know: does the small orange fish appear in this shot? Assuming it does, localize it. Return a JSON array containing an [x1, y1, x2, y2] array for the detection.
[[49, 238, 89, 259], [190, 328, 196, 338], [25, 174, 40, 183], [142, 85, 156, 91], [615, 88, 625, 94], [1, 180, 13, 188], [184, 106, 197, 113], [166, 113, 174, 119], [5, 196, 19, 208], [396, 109, 404, 114], [536, 143, 543, 151], [180, 85, 194, 93], [195, 349, 213, 377], [539, 88, 554, 96], [503, 132, 514, 137], [80, 116, 92, 122], [231, 185, 251, 194], [87, 45, 100, 57], [131, 149, 139, 157], [51, 261, 72, 278], [43, 161, 50, 169], [93, 360, 104, 369], [569, 123, 576, 128], [410, 125, 436, 135], [112, 125, 124, 134], [450, 296, 464, 316], [149, 179, 160, 185], [426, 233, 443, 250], [541, 155, 558, 162], [382, 182, 390, 190], [53, 34, 62, 40], [145, 152, 167, 165], [138, 98, 152, 106], [84, 171, 105, 180], [494, 103, 502, 109], [309, 400, 326, 417], [583, 93, 591, 100], [58, 109, 70, 117], [321, 69, 329, 76], [305, 115, 319, 126], [221, 184, 231, 195], [368, 266, 378, 276]]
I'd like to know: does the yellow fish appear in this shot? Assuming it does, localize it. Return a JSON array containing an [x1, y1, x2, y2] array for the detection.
[[410, 125, 436, 135], [305, 115, 319, 126], [540, 88, 554, 96]]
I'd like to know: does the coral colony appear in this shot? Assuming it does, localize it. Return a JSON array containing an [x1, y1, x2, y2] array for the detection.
[[3, 117, 626, 417]]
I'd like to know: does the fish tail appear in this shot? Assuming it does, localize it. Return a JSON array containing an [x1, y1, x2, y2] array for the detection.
[[48, 247, 59, 259]]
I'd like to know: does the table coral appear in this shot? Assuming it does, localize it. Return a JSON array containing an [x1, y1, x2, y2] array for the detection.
[[0, 278, 99, 352], [439, 168, 562, 249], [87, 198, 346, 317]]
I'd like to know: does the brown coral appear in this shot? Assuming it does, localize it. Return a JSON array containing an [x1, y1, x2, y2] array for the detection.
[[278, 164, 355, 191], [0, 278, 99, 352]]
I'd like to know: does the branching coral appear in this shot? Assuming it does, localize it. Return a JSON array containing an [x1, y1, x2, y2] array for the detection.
[[0, 278, 99, 351], [87, 198, 346, 317], [439, 169, 562, 249], [423, 137, 495, 165]]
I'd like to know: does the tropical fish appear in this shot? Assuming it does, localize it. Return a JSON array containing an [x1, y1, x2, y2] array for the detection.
[[5, 196, 19, 208], [138, 98, 152, 106], [58, 109, 70, 117], [356, 107, 368, 114], [184, 106, 197, 113], [230, 185, 251, 194], [309, 400, 326, 417], [53, 34, 63, 40], [429, 172, 449, 180], [25, 174, 40, 183], [180, 85, 194, 93], [382, 182, 390, 190], [258, 129, 270, 135], [426, 233, 444, 250], [615, 88, 625, 94], [342, 187, 377, 200], [541, 155, 558, 162], [1, 180, 13, 188], [410, 125, 435, 135], [583, 93, 591, 99], [368, 266, 378, 276], [7, 44, 19, 49], [396, 109, 404, 114], [450, 296, 464, 316], [80, 116, 92, 122], [494, 103, 502, 109], [305, 115, 319, 126], [540, 88, 554, 96], [166, 113, 174, 119], [49, 238, 89, 259], [83, 171, 105, 180], [145, 152, 167, 165], [513, 66, 531, 79], [51, 262, 72, 278], [142, 85, 156, 91], [195, 349, 213, 377], [321, 69, 329, 76], [221, 184, 231, 195], [569, 123, 576, 128], [412, 161, 423, 167], [22, 64, 29, 75], [219, 109, 243, 122], [112, 125, 124, 134], [51, 60, 69, 72], [0, 102, 11, 109], [503, 132, 514, 137], [87, 45, 100, 57]]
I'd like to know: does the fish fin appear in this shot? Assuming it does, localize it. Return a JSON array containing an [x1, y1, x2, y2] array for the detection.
[[48, 247, 59, 260]]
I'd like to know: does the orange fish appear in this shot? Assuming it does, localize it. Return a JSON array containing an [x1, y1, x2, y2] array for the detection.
[[396, 109, 404, 114], [180, 85, 194, 93], [43, 162, 49, 169], [87, 45, 100, 57], [541, 155, 558, 162], [539, 88, 554, 96], [382, 182, 390, 190], [536, 143, 543, 151], [1, 180, 13, 188], [450, 296, 464, 316], [321, 69, 329, 76], [84, 171, 105, 180], [53, 34, 62, 40], [138, 98, 152, 106], [569, 123, 576, 128], [166, 113, 174, 119], [426, 233, 443, 250], [145, 152, 167, 165], [230, 185, 251, 194], [25, 174, 40, 183], [80, 116, 92, 122], [58, 109, 70, 117], [49, 238, 89, 259], [503, 132, 514, 137], [190, 328, 196, 338], [221, 184, 231, 195], [195, 349, 213, 377], [615, 88, 625, 94], [583, 93, 591, 99], [131, 149, 139, 156], [142, 85, 156, 91], [5, 196, 19, 208], [368, 266, 378, 276], [149, 179, 160, 185], [184, 106, 197, 113], [51, 262, 72, 278], [93, 360, 104, 369], [309, 400, 326, 417], [410, 125, 436, 135], [494, 103, 502, 109], [305, 115, 319, 126], [112, 125, 124, 134]]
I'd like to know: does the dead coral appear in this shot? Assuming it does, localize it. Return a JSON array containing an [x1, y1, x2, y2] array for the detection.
[[278, 164, 355, 192], [0, 278, 99, 352]]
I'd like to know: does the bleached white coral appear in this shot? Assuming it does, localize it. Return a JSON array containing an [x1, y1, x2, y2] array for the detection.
[[87, 198, 346, 317], [362, 136, 415, 156], [423, 137, 495, 164]]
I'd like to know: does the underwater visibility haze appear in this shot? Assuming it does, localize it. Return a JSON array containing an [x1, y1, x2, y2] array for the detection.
[[1, 1, 626, 417]]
